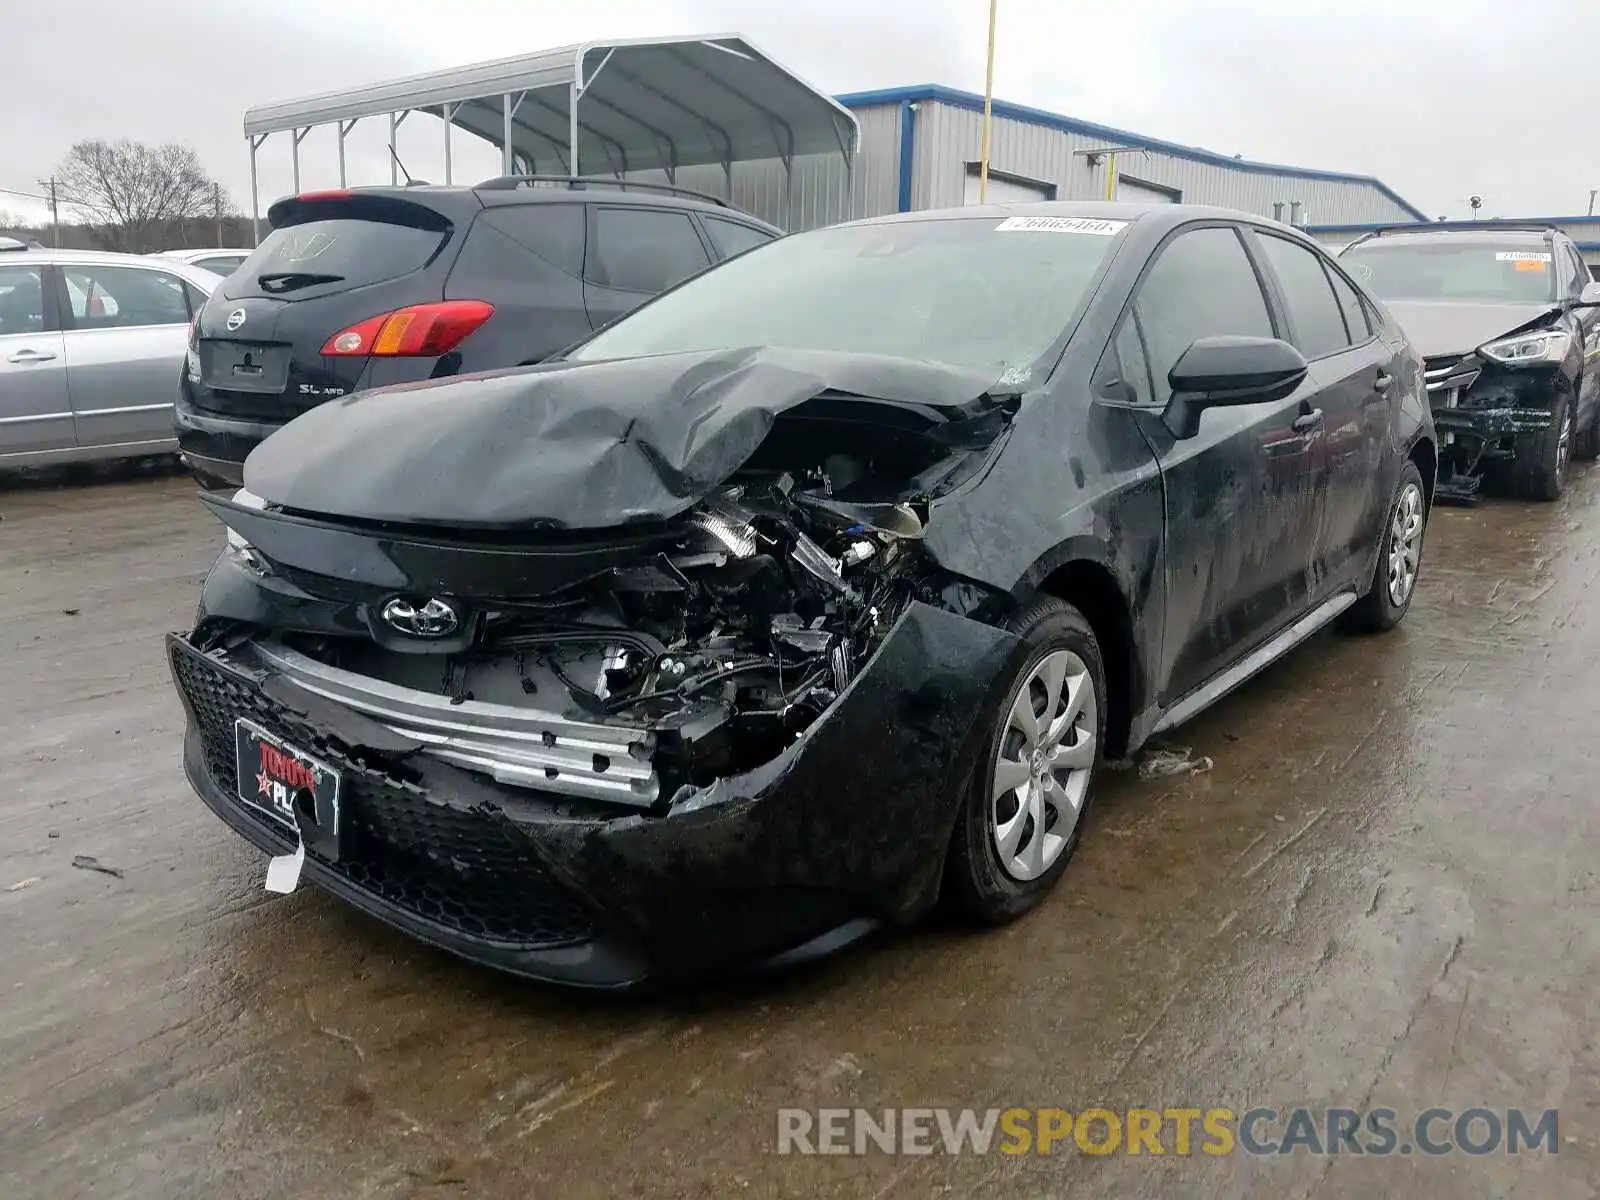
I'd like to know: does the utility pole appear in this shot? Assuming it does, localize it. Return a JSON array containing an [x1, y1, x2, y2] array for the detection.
[[978, 0, 998, 202], [214, 182, 223, 247], [37, 177, 60, 246], [1589, 189, 1596, 217]]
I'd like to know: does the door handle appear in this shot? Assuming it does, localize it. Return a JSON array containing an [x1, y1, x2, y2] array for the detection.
[[1373, 371, 1393, 391], [1292, 408, 1324, 432], [6, 349, 56, 364]]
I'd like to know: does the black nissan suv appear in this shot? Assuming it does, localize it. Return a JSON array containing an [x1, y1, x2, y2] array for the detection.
[[1339, 223, 1600, 501], [175, 177, 781, 486]]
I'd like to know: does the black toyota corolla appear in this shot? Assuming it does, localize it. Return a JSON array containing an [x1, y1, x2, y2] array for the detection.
[[168, 203, 1436, 988]]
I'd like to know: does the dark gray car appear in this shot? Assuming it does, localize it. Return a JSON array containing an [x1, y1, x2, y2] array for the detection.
[[1339, 223, 1600, 501]]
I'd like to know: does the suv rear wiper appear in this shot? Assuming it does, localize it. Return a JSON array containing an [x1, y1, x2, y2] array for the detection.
[[256, 271, 345, 293]]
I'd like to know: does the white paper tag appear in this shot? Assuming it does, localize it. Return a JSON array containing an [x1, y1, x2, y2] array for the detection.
[[265, 840, 305, 894], [994, 216, 1126, 236], [1495, 251, 1551, 262]]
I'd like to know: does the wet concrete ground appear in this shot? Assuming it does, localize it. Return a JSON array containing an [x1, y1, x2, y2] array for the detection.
[[2, 466, 1598, 1199]]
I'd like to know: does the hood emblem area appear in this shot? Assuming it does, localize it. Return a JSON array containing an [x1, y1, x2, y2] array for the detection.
[[380, 597, 461, 638]]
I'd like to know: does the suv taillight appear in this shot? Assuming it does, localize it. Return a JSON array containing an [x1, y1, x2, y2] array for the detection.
[[320, 301, 495, 357], [185, 315, 201, 380]]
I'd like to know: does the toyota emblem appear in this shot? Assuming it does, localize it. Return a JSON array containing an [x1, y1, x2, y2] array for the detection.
[[225, 308, 247, 332], [380, 597, 460, 638]]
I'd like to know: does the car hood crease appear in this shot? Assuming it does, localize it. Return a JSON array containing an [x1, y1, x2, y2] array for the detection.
[[241, 346, 1007, 531]]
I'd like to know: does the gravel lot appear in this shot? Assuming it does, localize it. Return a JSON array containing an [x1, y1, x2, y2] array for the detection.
[[2, 467, 1598, 1198]]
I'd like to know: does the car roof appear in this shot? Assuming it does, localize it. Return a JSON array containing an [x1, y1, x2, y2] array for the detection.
[[154, 248, 254, 260], [1341, 225, 1559, 249], [0, 247, 226, 287], [264, 181, 780, 233], [837, 199, 1300, 235]]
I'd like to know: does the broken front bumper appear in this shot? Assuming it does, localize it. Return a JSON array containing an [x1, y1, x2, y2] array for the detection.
[[167, 603, 1017, 989], [1432, 406, 1554, 440]]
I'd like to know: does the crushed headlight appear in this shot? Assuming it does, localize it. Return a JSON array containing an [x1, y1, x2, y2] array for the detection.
[[223, 488, 272, 577], [1478, 328, 1570, 366]]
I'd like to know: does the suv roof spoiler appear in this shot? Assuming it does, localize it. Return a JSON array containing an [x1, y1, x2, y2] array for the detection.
[[473, 174, 737, 211], [1344, 221, 1561, 250]]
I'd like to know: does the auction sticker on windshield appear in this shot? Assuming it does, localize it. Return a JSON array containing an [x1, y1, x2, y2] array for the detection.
[[994, 216, 1127, 235], [1495, 251, 1552, 262]]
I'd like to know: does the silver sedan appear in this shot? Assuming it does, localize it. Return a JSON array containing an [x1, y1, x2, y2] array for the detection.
[[0, 246, 225, 468]]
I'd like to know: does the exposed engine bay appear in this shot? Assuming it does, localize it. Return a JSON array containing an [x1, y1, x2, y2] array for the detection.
[[277, 480, 924, 800], [195, 346, 1023, 809]]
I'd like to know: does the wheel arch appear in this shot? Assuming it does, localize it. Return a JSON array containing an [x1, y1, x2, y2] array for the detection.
[[1408, 435, 1438, 511], [1032, 558, 1141, 759]]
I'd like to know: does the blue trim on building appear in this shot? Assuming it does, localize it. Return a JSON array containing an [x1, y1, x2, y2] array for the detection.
[[835, 84, 1428, 222], [896, 98, 916, 213], [1308, 215, 1600, 234]]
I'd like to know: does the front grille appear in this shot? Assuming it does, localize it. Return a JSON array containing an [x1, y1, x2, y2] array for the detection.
[[170, 639, 598, 949]]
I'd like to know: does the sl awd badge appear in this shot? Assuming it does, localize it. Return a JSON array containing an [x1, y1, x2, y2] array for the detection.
[[380, 597, 460, 638]]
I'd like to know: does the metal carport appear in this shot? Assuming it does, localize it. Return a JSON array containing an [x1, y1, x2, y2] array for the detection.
[[241, 34, 860, 240]]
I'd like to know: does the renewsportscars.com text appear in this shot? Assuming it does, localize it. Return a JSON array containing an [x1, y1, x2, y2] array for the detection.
[[776, 1106, 1560, 1157]]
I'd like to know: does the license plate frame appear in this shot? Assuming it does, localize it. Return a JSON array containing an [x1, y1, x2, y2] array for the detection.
[[234, 717, 341, 837]]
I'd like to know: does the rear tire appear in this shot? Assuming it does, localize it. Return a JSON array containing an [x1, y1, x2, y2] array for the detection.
[[946, 596, 1105, 923], [1343, 460, 1427, 634], [1513, 393, 1571, 500]]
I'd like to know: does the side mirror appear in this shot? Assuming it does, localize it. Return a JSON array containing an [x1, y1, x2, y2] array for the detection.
[[1574, 281, 1600, 307], [1162, 335, 1309, 439]]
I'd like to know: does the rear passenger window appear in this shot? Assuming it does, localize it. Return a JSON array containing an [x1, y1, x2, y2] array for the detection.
[[589, 208, 711, 293], [479, 204, 585, 277], [1326, 265, 1371, 341], [702, 217, 775, 261], [1257, 234, 1351, 358], [1135, 226, 1274, 404], [62, 265, 190, 329]]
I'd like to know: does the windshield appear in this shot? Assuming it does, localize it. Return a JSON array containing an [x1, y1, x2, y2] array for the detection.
[[569, 214, 1127, 382], [1339, 240, 1558, 304]]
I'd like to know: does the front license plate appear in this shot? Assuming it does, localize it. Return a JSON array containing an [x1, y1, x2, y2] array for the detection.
[[235, 718, 341, 835]]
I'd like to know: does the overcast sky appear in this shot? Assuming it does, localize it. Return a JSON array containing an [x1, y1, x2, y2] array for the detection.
[[3, 0, 1596, 227]]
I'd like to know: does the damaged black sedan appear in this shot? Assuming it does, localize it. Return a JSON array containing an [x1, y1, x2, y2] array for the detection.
[[168, 203, 1437, 988], [1339, 223, 1600, 501]]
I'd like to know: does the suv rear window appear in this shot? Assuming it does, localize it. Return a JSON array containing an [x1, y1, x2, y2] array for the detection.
[[225, 218, 447, 300]]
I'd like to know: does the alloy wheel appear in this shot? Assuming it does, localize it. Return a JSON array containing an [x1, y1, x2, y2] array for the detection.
[[1386, 481, 1424, 608], [1557, 409, 1573, 479], [990, 649, 1097, 882]]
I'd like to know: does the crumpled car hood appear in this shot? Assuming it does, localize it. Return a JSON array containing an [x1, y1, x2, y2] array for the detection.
[[242, 346, 1005, 530], [1383, 300, 1561, 358]]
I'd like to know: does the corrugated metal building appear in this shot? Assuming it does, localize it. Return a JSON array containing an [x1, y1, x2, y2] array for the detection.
[[657, 84, 1426, 231], [1308, 217, 1600, 277]]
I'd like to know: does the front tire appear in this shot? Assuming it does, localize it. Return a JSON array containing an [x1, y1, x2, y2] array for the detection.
[[1572, 394, 1600, 462], [1513, 393, 1571, 500], [1343, 460, 1427, 634], [946, 596, 1105, 923]]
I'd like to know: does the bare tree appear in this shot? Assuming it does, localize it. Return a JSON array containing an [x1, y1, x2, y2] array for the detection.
[[55, 140, 232, 253]]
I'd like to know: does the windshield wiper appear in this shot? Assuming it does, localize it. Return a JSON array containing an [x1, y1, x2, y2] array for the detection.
[[256, 271, 345, 293]]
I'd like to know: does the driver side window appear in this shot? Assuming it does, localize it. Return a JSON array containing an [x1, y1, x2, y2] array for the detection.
[[1133, 226, 1274, 405]]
